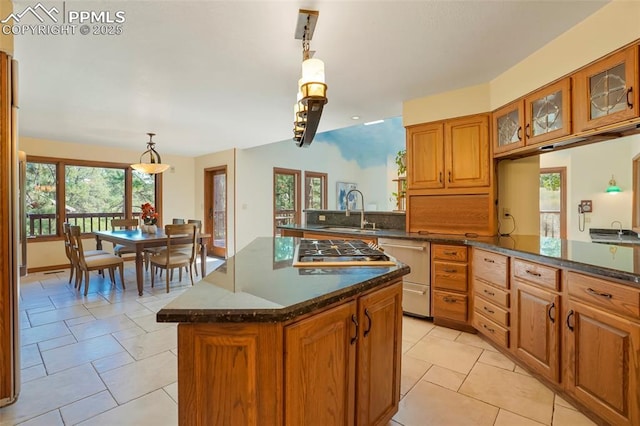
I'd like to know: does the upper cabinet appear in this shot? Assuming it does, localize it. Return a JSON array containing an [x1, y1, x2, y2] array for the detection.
[[407, 114, 490, 191], [573, 45, 639, 132], [493, 79, 572, 154]]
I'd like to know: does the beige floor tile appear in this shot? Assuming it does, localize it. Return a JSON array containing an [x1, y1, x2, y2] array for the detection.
[[554, 394, 576, 410], [15, 409, 64, 426], [20, 364, 47, 383], [19, 311, 31, 330], [37, 334, 77, 352], [20, 322, 71, 346], [129, 313, 175, 332], [92, 351, 136, 374], [87, 300, 152, 320], [400, 355, 431, 395], [59, 390, 118, 425], [494, 409, 546, 426], [65, 315, 97, 327], [402, 316, 434, 343], [100, 351, 177, 404], [49, 292, 106, 309], [111, 325, 147, 342], [459, 363, 554, 424], [41, 334, 125, 374], [406, 336, 482, 374], [552, 405, 597, 426], [428, 325, 461, 341], [69, 314, 138, 341], [455, 332, 498, 351], [422, 365, 466, 391], [0, 364, 105, 425], [163, 382, 178, 403], [77, 389, 178, 426], [21, 344, 42, 369], [477, 349, 515, 371], [394, 381, 498, 426], [118, 326, 177, 360], [402, 339, 415, 354], [514, 365, 532, 376], [28, 305, 90, 327]]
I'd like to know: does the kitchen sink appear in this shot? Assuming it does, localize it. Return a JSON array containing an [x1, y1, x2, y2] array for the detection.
[[320, 227, 380, 234]]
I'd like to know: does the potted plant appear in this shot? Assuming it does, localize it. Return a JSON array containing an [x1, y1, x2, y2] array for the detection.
[[140, 202, 159, 233]]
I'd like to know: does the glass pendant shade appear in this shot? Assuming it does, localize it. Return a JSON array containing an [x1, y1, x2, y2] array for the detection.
[[606, 175, 622, 193]]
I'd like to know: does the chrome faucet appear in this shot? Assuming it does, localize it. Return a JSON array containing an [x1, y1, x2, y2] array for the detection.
[[611, 220, 623, 237], [345, 189, 368, 229]]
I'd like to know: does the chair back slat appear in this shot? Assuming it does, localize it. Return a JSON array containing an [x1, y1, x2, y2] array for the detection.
[[172, 218, 185, 224]]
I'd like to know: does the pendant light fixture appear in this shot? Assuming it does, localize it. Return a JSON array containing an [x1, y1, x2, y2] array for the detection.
[[293, 9, 328, 148], [131, 132, 170, 174], [605, 174, 622, 193]]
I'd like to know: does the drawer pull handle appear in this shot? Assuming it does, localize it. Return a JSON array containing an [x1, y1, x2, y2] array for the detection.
[[525, 270, 542, 277], [364, 309, 372, 338], [380, 243, 425, 251], [483, 306, 495, 314], [351, 314, 359, 345], [483, 289, 495, 297], [586, 288, 613, 299], [566, 310, 574, 332], [483, 258, 495, 263], [404, 288, 427, 295], [443, 251, 457, 256], [443, 268, 457, 273], [482, 324, 495, 333], [548, 302, 555, 323], [443, 297, 457, 303]]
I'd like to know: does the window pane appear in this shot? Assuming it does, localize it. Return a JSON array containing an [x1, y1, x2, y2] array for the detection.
[[275, 173, 295, 211], [540, 171, 562, 238], [25, 162, 57, 237], [65, 165, 125, 232], [132, 170, 156, 221], [305, 175, 325, 209], [214, 173, 226, 244]]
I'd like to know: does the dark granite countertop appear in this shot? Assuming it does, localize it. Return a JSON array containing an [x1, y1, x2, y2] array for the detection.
[[280, 225, 640, 286], [156, 237, 410, 323]]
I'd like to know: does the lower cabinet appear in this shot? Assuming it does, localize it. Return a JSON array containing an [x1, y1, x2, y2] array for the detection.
[[512, 279, 560, 382], [285, 281, 403, 426], [564, 299, 640, 426]]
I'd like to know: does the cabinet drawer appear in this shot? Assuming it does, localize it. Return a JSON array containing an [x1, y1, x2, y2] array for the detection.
[[474, 279, 510, 308], [513, 259, 560, 291], [433, 261, 468, 292], [567, 271, 640, 319], [475, 296, 509, 327], [473, 249, 509, 288], [473, 313, 509, 348], [432, 245, 467, 262], [433, 290, 467, 322]]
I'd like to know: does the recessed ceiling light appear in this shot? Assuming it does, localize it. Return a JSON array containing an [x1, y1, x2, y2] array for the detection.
[[351, 115, 360, 120], [364, 119, 384, 126]]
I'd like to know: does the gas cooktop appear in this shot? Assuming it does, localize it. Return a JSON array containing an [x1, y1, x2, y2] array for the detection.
[[293, 239, 396, 267]]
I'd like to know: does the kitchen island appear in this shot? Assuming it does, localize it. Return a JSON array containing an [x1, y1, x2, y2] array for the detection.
[[157, 237, 410, 426]]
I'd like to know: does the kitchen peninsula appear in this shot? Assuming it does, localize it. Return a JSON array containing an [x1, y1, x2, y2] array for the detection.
[[157, 237, 410, 426]]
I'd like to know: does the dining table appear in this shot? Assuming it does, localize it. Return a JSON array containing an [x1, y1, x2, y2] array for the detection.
[[94, 229, 210, 296]]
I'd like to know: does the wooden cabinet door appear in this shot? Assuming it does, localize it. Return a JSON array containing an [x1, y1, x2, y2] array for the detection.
[[406, 122, 444, 190], [356, 282, 402, 426], [564, 300, 640, 426], [285, 301, 357, 426], [445, 114, 490, 188], [524, 78, 572, 146], [493, 100, 524, 154], [573, 45, 639, 132], [512, 280, 560, 382]]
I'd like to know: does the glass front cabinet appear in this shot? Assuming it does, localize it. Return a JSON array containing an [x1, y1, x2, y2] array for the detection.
[[524, 78, 571, 146], [492, 100, 524, 154], [573, 45, 639, 132]]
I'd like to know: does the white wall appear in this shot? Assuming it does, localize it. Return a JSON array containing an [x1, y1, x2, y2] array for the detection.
[[541, 136, 637, 242], [20, 136, 195, 269]]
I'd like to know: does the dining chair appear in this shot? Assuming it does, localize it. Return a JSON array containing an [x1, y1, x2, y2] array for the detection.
[[111, 218, 139, 258], [172, 218, 185, 224], [149, 223, 197, 293], [68, 225, 125, 295], [187, 219, 203, 276], [63, 222, 110, 288]]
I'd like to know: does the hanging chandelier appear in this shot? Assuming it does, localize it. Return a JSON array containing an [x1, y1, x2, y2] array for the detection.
[[293, 9, 328, 148], [131, 132, 171, 174]]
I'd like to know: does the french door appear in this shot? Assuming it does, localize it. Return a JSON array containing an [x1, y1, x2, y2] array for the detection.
[[204, 166, 227, 258]]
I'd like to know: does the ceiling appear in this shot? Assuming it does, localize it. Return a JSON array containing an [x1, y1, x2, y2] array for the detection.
[[12, 0, 609, 157]]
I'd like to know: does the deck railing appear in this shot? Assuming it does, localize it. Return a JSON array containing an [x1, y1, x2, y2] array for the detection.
[[28, 212, 142, 237]]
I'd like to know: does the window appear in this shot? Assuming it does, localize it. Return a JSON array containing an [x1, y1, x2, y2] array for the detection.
[[25, 156, 161, 239], [539, 168, 566, 238], [273, 168, 301, 235], [304, 171, 327, 210]]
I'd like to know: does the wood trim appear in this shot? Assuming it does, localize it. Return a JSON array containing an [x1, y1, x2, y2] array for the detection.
[[26, 155, 132, 169], [540, 167, 567, 239]]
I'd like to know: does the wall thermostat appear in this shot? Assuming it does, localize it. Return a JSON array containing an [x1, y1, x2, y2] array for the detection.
[[580, 200, 593, 213]]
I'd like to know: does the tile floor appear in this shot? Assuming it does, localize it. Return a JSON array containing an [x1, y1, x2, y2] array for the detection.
[[0, 262, 597, 425]]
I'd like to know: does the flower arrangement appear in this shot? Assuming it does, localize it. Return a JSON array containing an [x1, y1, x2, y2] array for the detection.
[[140, 202, 159, 225]]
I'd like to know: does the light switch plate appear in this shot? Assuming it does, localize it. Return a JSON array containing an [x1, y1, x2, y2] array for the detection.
[[580, 200, 593, 213]]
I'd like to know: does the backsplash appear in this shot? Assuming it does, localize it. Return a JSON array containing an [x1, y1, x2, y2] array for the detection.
[[306, 210, 406, 230]]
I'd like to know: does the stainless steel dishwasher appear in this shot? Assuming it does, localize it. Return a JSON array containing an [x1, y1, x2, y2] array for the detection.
[[378, 238, 431, 318]]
